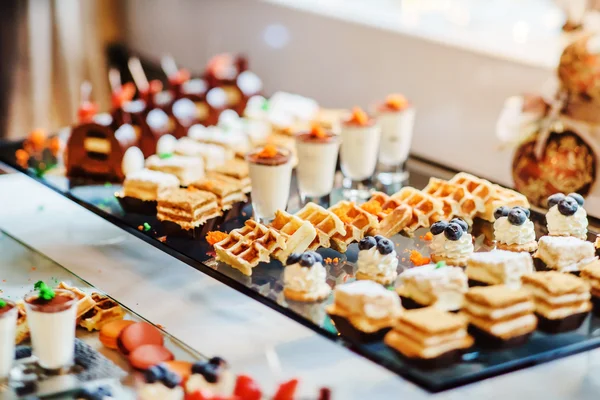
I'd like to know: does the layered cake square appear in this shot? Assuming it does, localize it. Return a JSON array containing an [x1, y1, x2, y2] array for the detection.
[[581, 260, 600, 316], [466, 250, 534, 288], [212, 158, 251, 193], [157, 188, 221, 230], [462, 285, 536, 348], [145, 154, 205, 187], [190, 172, 247, 211], [175, 137, 234, 170], [122, 169, 180, 202], [534, 236, 596, 273]]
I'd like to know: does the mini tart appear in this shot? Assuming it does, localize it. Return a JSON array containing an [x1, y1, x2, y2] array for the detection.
[[430, 253, 469, 267], [283, 286, 331, 303], [428, 221, 473, 267], [495, 241, 538, 253], [581, 260, 600, 317], [356, 237, 398, 286], [283, 255, 331, 303], [493, 210, 537, 253]]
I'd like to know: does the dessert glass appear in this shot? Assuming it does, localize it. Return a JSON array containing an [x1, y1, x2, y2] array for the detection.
[[24, 289, 78, 371], [295, 128, 340, 206], [339, 109, 381, 200], [246, 145, 293, 223], [0, 300, 17, 382]]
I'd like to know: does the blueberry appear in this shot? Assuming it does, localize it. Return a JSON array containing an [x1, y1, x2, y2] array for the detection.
[[312, 252, 323, 264], [558, 197, 578, 216], [191, 361, 209, 375], [209, 356, 227, 368], [548, 193, 566, 208], [430, 221, 448, 235], [515, 207, 531, 218], [376, 238, 394, 255], [200, 365, 219, 383], [507, 208, 527, 225], [75, 388, 96, 400], [286, 253, 302, 266], [567, 192, 584, 206], [15, 347, 32, 360], [358, 236, 377, 250], [162, 371, 181, 389], [299, 252, 316, 267], [444, 222, 463, 241], [96, 386, 113, 397], [374, 235, 386, 243], [494, 206, 510, 220], [450, 218, 468, 232], [145, 365, 164, 383]]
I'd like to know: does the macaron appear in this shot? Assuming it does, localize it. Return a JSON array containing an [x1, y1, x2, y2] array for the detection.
[[129, 344, 174, 370], [163, 360, 193, 383], [117, 321, 164, 355], [99, 320, 135, 350]]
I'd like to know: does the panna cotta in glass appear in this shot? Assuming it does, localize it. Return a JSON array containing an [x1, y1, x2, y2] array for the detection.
[[0, 299, 17, 381], [339, 107, 381, 199], [25, 287, 78, 371], [247, 145, 293, 223], [295, 125, 340, 204]]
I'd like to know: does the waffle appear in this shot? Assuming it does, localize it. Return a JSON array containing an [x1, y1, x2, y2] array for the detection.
[[269, 210, 317, 262], [360, 192, 412, 237], [79, 293, 125, 332], [295, 202, 346, 250], [482, 184, 530, 222], [422, 178, 478, 224], [448, 172, 495, 217], [392, 187, 444, 233], [329, 201, 379, 252], [214, 219, 287, 276], [56, 282, 96, 320], [15, 301, 29, 344]]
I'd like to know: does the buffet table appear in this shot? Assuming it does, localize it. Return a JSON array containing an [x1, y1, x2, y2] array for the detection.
[[2, 161, 600, 399]]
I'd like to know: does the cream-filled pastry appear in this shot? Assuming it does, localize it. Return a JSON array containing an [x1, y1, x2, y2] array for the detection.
[[534, 236, 597, 273], [283, 252, 331, 302], [466, 250, 534, 289], [428, 218, 473, 266], [493, 206, 537, 252], [546, 193, 588, 240], [356, 235, 398, 286]]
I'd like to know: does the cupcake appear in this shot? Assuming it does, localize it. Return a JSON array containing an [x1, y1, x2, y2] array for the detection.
[[428, 218, 473, 266], [534, 236, 597, 274], [326, 280, 403, 343], [493, 206, 537, 253], [356, 236, 398, 286], [283, 252, 331, 302], [465, 250, 534, 289], [581, 260, 600, 316], [138, 364, 184, 400], [546, 193, 588, 240], [522, 271, 591, 333], [396, 262, 468, 312], [186, 357, 234, 397]]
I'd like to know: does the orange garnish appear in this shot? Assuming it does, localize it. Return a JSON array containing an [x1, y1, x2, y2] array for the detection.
[[206, 231, 228, 246], [410, 250, 430, 266], [361, 200, 382, 215], [309, 123, 327, 139], [256, 144, 278, 158], [15, 149, 30, 167], [385, 94, 409, 111], [348, 107, 369, 126], [421, 232, 433, 241], [28, 129, 47, 151], [137, 225, 143, 231], [49, 137, 61, 156]]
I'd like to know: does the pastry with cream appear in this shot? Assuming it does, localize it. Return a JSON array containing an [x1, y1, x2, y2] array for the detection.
[[581, 260, 600, 316], [138, 364, 184, 400], [146, 154, 204, 187], [283, 252, 331, 302], [534, 236, 597, 273], [522, 271, 591, 333], [121, 169, 180, 202], [396, 262, 468, 312], [465, 250, 534, 289], [356, 235, 398, 286], [545, 193, 588, 240], [493, 206, 537, 252], [384, 307, 473, 368], [428, 218, 474, 266], [186, 357, 234, 397], [326, 280, 403, 342], [462, 285, 536, 348]]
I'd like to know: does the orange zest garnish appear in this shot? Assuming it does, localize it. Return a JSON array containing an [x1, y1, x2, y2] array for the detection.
[[309, 123, 327, 139], [348, 107, 369, 126], [324, 257, 340, 264], [49, 137, 61, 156], [206, 231, 228, 246], [385, 94, 409, 111], [256, 144, 278, 158], [420, 232, 433, 241], [409, 250, 430, 266], [15, 149, 30, 167], [28, 129, 47, 151], [361, 200, 382, 216]]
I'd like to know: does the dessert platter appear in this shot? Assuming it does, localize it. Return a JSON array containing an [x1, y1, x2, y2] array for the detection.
[[3, 54, 600, 392]]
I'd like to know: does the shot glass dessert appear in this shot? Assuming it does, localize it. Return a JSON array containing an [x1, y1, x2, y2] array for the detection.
[[546, 193, 588, 240], [429, 218, 474, 266], [339, 107, 381, 200], [295, 124, 340, 205], [247, 145, 293, 223], [0, 299, 17, 381], [24, 282, 78, 371], [375, 94, 415, 185], [493, 206, 537, 253]]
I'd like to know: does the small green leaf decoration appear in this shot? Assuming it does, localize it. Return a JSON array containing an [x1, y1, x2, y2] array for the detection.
[[435, 261, 446, 269], [34, 280, 55, 301], [104, 182, 112, 187], [261, 99, 270, 111], [158, 152, 174, 160], [0, 299, 6, 308], [143, 222, 151, 232]]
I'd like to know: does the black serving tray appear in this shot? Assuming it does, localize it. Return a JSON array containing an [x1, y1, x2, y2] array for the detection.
[[2, 138, 600, 393]]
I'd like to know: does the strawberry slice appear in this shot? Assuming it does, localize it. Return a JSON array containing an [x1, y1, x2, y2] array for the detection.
[[273, 378, 299, 400], [233, 375, 262, 400]]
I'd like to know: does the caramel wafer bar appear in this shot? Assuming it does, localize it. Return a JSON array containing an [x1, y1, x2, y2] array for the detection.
[[175, 137, 234, 170], [190, 172, 247, 210], [360, 192, 412, 237], [157, 188, 222, 230], [79, 292, 125, 331], [269, 210, 317, 262], [329, 201, 379, 252], [122, 169, 180, 201], [212, 158, 251, 193], [295, 202, 346, 250], [466, 250, 534, 288], [145, 154, 204, 186]]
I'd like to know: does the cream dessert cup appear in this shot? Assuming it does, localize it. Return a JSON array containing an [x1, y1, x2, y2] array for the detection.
[[295, 127, 340, 206], [25, 289, 78, 371], [0, 300, 17, 381], [339, 108, 381, 200], [246, 145, 293, 223]]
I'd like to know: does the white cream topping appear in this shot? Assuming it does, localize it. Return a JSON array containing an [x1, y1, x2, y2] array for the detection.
[[467, 250, 534, 289], [186, 371, 234, 396], [493, 216, 536, 245], [122, 146, 145, 177], [399, 264, 468, 311], [464, 300, 535, 320], [334, 280, 402, 320], [284, 262, 329, 293], [138, 383, 184, 400], [357, 247, 398, 281], [536, 236, 596, 272], [488, 314, 537, 336], [523, 284, 591, 304], [429, 232, 474, 260], [546, 205, 588, 238], [125, 169, 180, 186], [156, 134, 177, 155]]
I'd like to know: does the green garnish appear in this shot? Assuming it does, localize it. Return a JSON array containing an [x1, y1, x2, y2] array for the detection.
[[435, 261, 446, 269], [37, 205, 44, 212], [158, 152, 174, 160], [34, 281, 55, 301], [0, 299, 6, 308], [143, 222, 151, 232], [104, 182, 112, 187], [261, 99, 270, 111]]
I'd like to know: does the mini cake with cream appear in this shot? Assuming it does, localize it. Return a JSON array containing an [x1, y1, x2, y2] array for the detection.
[[283, 252, 331, 302], [122, 169, 180, 202], [326, 280, 403, 343], [534, 236, 597, 273], [546, 193, 588, 240], [493, 206, 537, 252], [396, 262, 468, 312], [465, 250, 534, 288], [139, 364, 184, 400], [356, 235, 399, 286], [145, 154, 205, 187], [428, 218, 474, 266], [186, 357, 233, 397]]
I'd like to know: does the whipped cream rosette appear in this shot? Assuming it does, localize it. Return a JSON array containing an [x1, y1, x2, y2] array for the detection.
[[356, 235, 399, 286], [283, 252, 331, 302], [545, 193, 588, 240], [493, 206, 537, 253], [428, 218, 473, 266]]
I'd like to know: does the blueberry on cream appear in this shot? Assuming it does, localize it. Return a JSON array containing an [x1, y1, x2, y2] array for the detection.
[[138, 364, 183, 400], [429, 218, 474, 266], [546, 193, 588, 240], [283, 251, 331, 301], [356, 236, 399, 285], [493, 206, 537, 252], [186, 357, 233, 397]]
